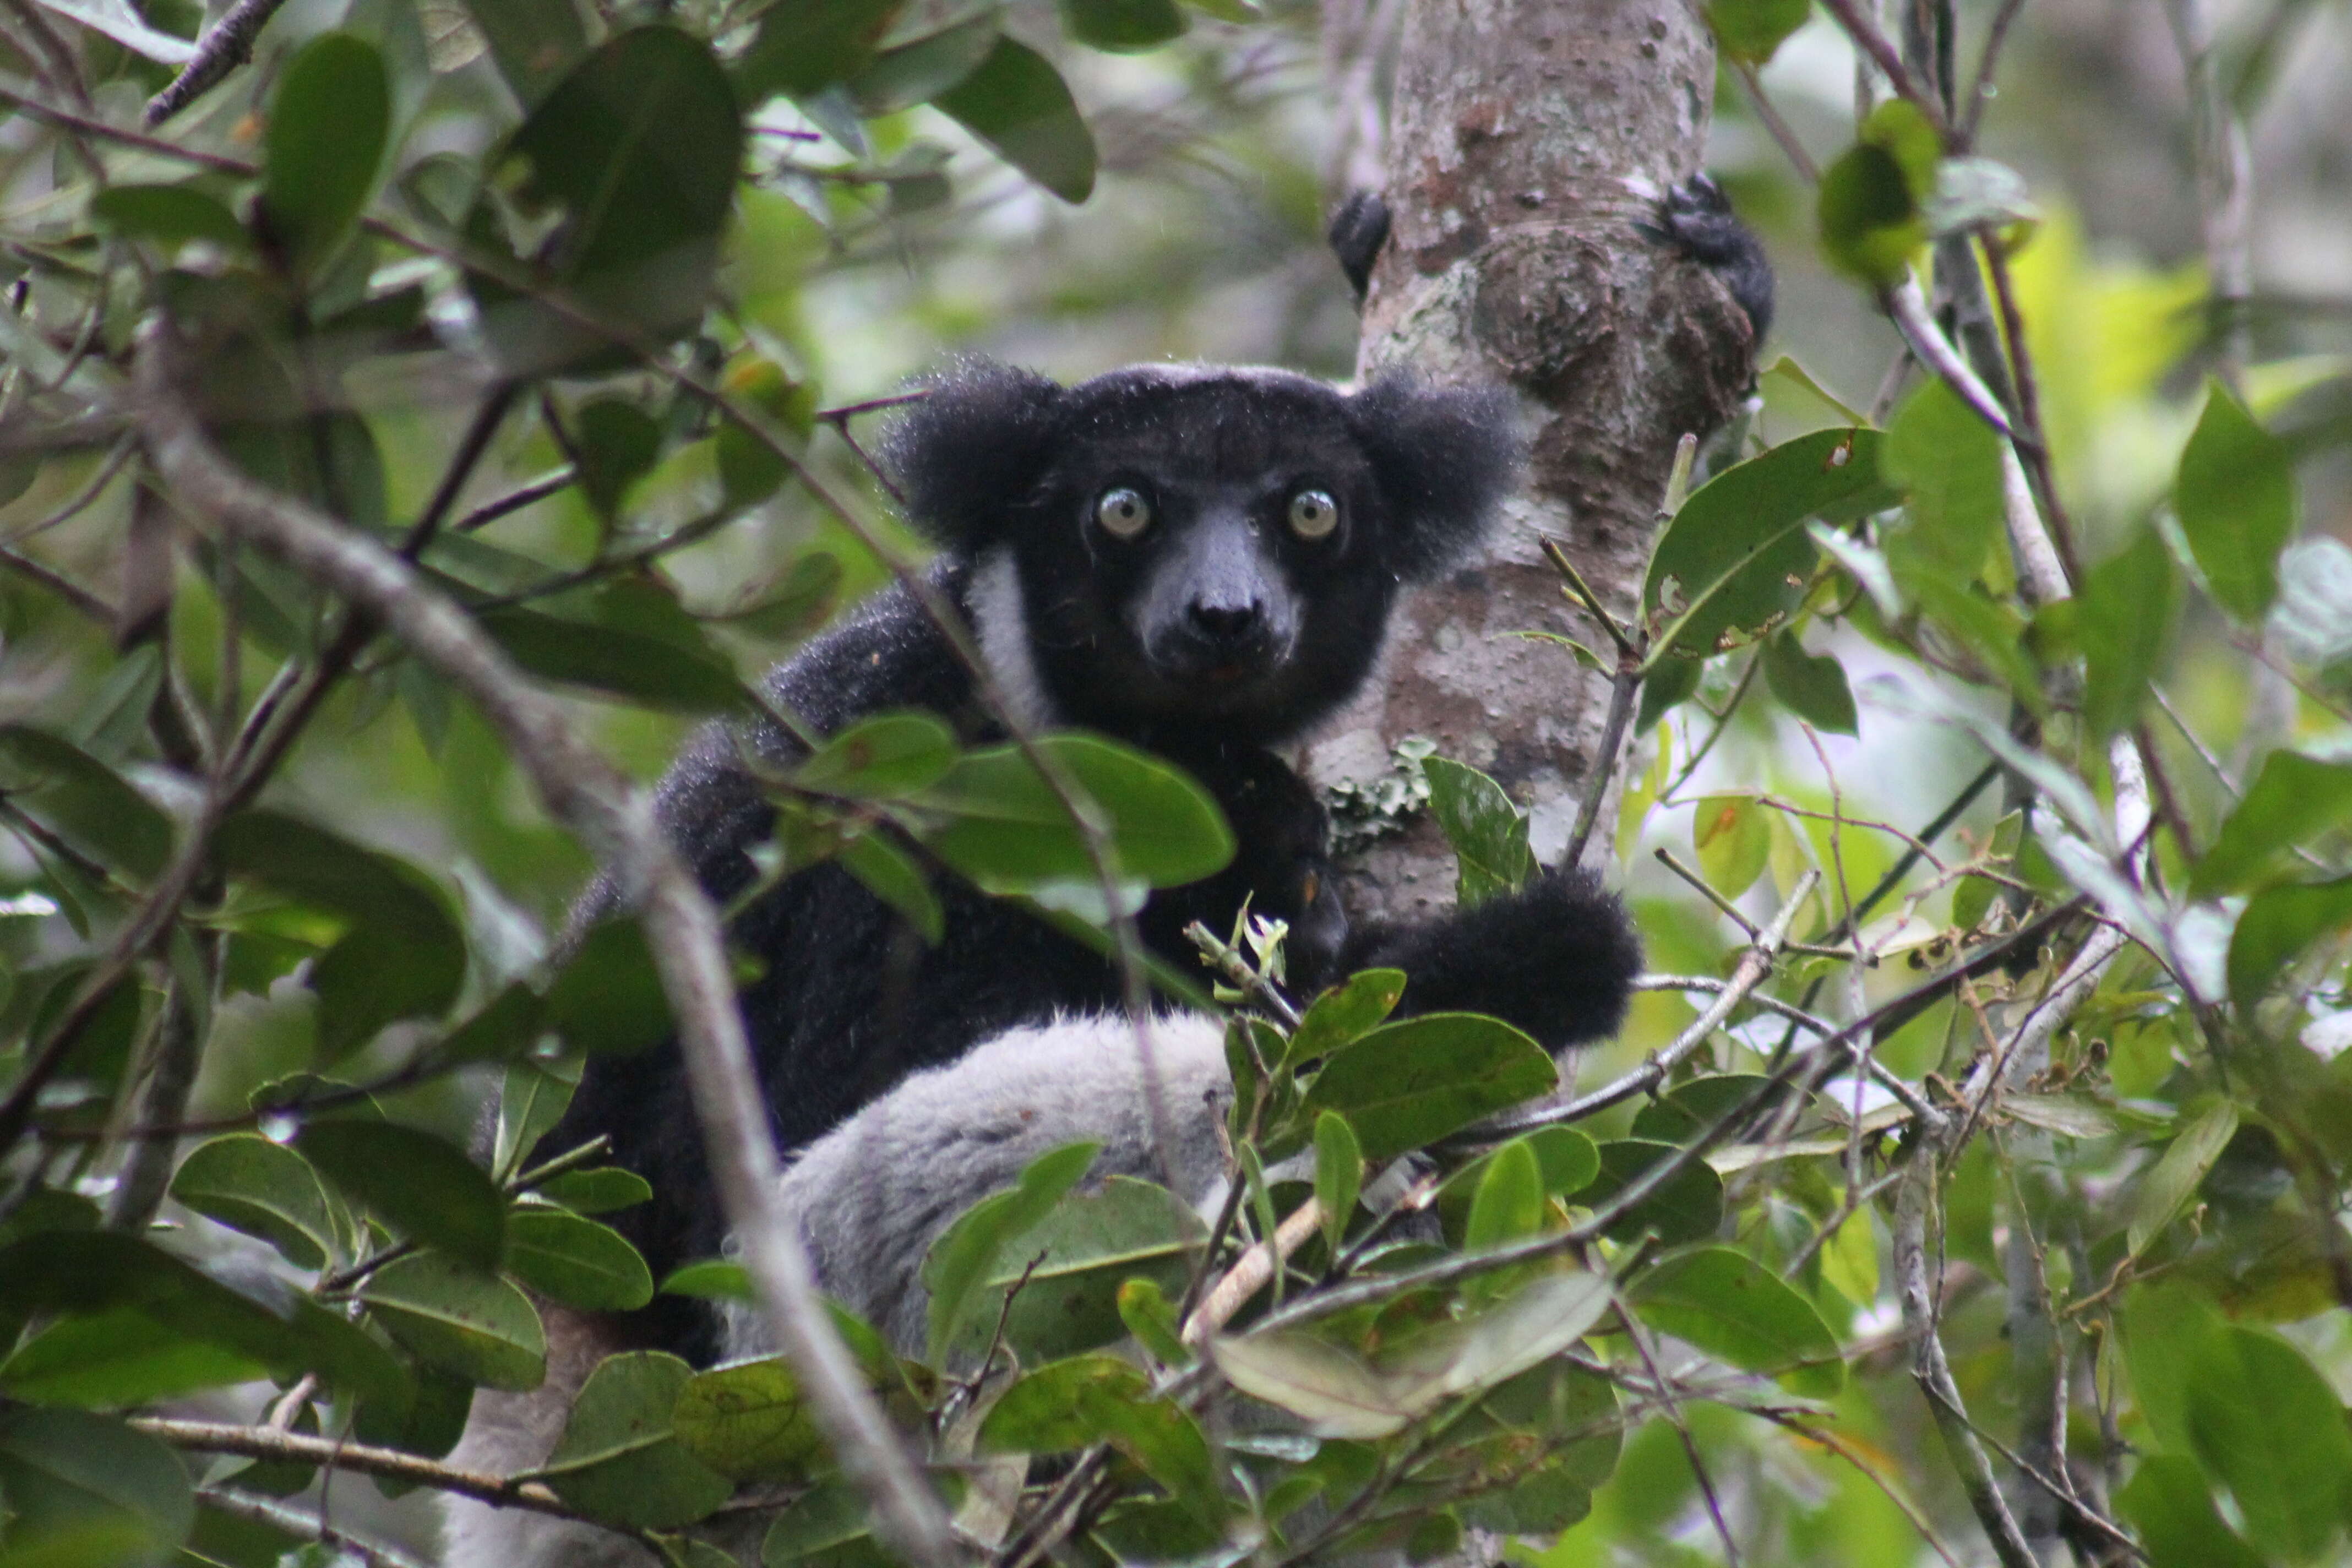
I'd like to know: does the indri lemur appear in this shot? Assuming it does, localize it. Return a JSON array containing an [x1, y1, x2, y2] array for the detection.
[[537, 360, 1645, 1361]]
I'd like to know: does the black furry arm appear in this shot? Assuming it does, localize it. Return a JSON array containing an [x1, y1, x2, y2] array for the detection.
[[1335, 865, 1641, 1051], [1327, 190, 1390, 305]]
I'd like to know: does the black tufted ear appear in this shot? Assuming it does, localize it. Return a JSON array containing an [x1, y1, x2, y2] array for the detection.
[[880, 360, 1066, 552], [1344, 374, 1524, 581]]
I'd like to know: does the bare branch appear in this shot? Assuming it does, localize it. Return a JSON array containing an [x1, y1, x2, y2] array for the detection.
[[145, 0, 292, 125], [133, 324, 960, 1568]]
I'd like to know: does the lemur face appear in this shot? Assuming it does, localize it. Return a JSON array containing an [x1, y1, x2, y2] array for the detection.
[[887, 362, 1522, 747]]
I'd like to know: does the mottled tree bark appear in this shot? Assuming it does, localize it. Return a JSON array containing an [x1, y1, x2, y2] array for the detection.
[[1310, 0, 1755, 919]]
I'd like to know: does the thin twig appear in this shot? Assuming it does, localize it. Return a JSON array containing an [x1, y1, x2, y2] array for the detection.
[[139, 1419, 584, 1523], [1817, 0, 1952, 137], [1959, 0, 2029, 145], [453, 466, 574, 532], [144, 0, 292, 124], [1182, 1195, 1324, 1345], [195, 1487, 433, 1568], [5, 435, 132, 541], [1734, 61, 1821, 183], [1476, 872, 1820, 1137]]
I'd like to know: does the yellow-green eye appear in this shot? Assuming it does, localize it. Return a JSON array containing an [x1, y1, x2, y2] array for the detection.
[[1288, 489, 1339, 540], [1096, 487, 1153, 538]]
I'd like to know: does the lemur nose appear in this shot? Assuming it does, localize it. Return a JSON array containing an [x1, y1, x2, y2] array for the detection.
[[1189, 600, 1263, 643]]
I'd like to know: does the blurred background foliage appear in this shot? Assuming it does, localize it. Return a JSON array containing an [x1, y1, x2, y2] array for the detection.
[[2, 0, 2352, 1563]]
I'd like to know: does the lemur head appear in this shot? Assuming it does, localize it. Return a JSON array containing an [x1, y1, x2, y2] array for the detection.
[[885, 361, 1522, 746]]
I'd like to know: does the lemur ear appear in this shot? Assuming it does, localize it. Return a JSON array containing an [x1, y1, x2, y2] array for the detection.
[[881, 360, 1067, 551], [1344, 374, 1524, 581]]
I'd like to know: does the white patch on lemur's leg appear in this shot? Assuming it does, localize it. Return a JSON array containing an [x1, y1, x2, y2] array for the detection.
[[970, 545, 1061, 732], [441, 1304, 658, 1568], [726, 1011, 1233, 1363]]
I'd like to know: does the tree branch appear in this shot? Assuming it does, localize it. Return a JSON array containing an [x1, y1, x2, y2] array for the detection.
[[143, 0, 291, 124], [133, 323, 959, 1568]]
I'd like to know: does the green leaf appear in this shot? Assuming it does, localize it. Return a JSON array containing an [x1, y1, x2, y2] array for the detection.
[[1058, 0, 1186, 51], [934, 37, 1098, 204], [505, 1208, 655, 1311], [1314, 1112, 1362, 1259], [1424, 758, 1536, 908], [762, 1479, 891, 1567], [969, 1177, 1206, 1365], [1692, 794, 1769, 898], [213, 811, 466, 1059], [2126, 1101, 2239, 1260], [0, 725, 173, 880], [2116, 1455, 2264, 1568], [922, 1140, 1098, 1365], [436, 982, 549, 1066], [981, 1355, 1224, 1523], [847, 15, 999, 115], [1818, 99, 1941, 284], [2184, 1324, 2352, 1560], [1881, 378, 2005, 585], [88, 184, 248, 254], [537, 1352, 733, 1529], [1634, 652, 1702, 733], [837, 831, 945, 945], [2078, 527, 2179, 742], [295, 1120, 505, 1268], [571, 399, 663, 522], [659, 1259, 756, 1302], [1212, 1332, 1409, 1439], [2191, 750, 2352, 896], [1645, 428, 1895, 656], [24, 0, 192, 63], [360, 1253, 546, 1391], [456, 0, 589, 106], [675, 1354, 834, 1483], [919, 734, 1233, 895], [262, 34, 390, 280], [1583, 1140, 1725, 1246], [497, 1058, 579, 1178], [536, 1167, 654, 1215], [168, 1134, 337, 1271], [2228, 875, 2352, 1017], [716, 551, 844, 641], [1706, 0, 1808, 66], [1760, 631, 1857, 736], [1304, 1014, 1556, 1162], [1117, 1278, 1190, 1368], [1, 1309, 263, 1407], [1464, 1137, 1547, 1252], [1389, 1271, 1615, 1406], [481, 602, 748, 714], [1954, 809, 2024, 932], [1631, 1245, 1844, 1396], [1284, 968, 1405, 1069], [2177, 380, 2296, 622], [0, 1232, 405, 1409], [544, 918, 673, 1056], [474, 28, 744, 371], [734, 0, 903, 102], [0, 1408, 193, 1562], [797, 712, 961, 799]]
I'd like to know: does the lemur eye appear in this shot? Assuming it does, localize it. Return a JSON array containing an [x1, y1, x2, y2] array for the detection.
[[1095, 487, 1153, 538], [1287, 489, 1340, 540]]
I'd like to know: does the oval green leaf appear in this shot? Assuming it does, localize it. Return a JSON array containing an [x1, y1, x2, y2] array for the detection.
[[1303, 1013, 1556, 1162], [168, 1133, 336, 1271], [360, 1253, 545, 1391], [537, 1351, 733, 1529], [1631, 1244, 1844, 1396], [505, 1208, 655, 1311], [295, 1120, 505, 1268], [262, 34, 390, 279]]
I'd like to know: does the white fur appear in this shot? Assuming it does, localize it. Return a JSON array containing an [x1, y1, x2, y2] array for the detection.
[[726, 1011, 1233, 1360], [970, 546, 1061, 733]]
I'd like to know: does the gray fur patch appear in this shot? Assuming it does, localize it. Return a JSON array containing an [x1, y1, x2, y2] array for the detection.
[[726, 1011, 1232, 1361]]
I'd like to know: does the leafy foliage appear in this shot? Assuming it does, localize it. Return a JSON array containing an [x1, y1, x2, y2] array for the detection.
[[0, 0, 2348, 1565]]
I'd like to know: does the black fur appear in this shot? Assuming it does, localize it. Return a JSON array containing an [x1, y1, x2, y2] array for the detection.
[[1651, 173, 1776, 344], [1327, 189, 1390, 304], [538, 362, 1638, 1362]]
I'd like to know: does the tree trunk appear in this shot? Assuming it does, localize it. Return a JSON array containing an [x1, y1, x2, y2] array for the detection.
[[1311, 0, 1755, 920]]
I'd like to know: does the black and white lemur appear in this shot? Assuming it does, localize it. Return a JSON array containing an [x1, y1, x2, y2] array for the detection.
[[444, 179, 1767, 1568]]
